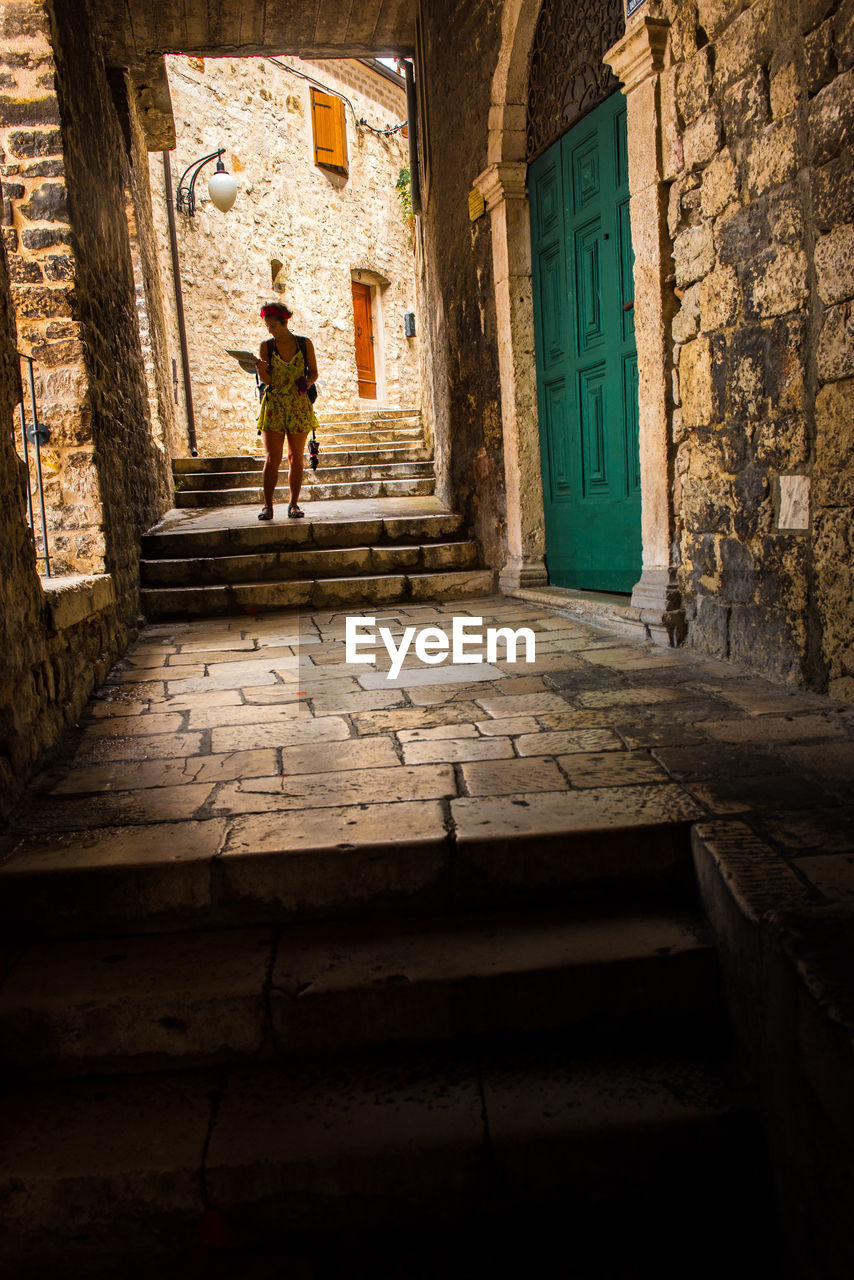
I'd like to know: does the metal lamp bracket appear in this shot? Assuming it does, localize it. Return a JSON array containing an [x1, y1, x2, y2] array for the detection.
[[176, 148, 226, 216]]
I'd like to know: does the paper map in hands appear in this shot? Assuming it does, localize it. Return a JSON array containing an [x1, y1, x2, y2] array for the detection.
[[225, 349, 258, 374]]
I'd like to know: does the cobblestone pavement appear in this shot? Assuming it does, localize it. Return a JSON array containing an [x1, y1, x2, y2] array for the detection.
[[2, 593, 852, 914]]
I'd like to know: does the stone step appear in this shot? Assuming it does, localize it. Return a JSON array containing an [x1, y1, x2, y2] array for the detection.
[[173, 455, 263, 474], [319, 444, 431, 462], [138, 567, 495, 617], [141, 511, 467, 559], [0, 793, 696, 940], [175, 461, 436, 492], [316, 409, 423, 425], [140, 541, 478, 588], [172, 446, 432, 477], [0, 909, 722, 1078], [316, 426, 425, 445], [174, 477, 436, 507], [0, 1036, 762, 1274]]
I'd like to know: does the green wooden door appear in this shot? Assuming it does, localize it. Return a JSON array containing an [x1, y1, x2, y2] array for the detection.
[[529, 91, 641, 592]]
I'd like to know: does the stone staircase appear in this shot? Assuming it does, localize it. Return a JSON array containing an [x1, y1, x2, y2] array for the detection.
[[144, 410, 494, 619], [173, 410, 434, 507], [139, 506, 494, 619], [0, 797, 779, 1275]]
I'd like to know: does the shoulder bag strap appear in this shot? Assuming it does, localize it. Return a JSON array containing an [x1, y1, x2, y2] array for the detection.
[[295, 336, 317, 437]]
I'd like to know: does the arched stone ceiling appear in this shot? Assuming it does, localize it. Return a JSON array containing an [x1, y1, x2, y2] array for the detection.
[[94, 0, 415, 64]]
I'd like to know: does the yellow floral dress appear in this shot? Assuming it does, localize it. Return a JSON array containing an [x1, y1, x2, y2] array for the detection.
[[256, 342, 319, 437]]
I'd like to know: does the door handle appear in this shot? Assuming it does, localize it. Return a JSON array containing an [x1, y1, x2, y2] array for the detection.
[[623, 300, 634, 312]]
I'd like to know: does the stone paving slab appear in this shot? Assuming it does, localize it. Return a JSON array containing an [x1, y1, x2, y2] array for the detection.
[[21, 783, 215, 832], [212, 763, 456, 815], [51, 749, 280, 796], [401, 736, 514, 765], [71, 732, 207, 766], [210, 716, 350, 754]]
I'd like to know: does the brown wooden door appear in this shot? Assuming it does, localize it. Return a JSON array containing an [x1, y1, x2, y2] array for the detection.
[[352, 281, 377, 399]]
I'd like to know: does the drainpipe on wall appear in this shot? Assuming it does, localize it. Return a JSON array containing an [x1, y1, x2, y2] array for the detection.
[[403, 59, 422, 217], [161, 151, 198, 457]]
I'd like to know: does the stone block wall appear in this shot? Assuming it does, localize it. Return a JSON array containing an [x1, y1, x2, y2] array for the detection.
[[664, 0, 854, 694], [0, 0, 174, 585], [48, 0, 173, 605], [417, 0, 508, 571], [0, 0, 96, 575], [148, 55, 420, 457], [0, 0, 178, 820], [114, 69, 183, 475], [0, 223, 126, 824]]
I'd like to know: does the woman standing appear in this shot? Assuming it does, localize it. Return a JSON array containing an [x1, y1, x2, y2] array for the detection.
[[254, 301, 319, 519]]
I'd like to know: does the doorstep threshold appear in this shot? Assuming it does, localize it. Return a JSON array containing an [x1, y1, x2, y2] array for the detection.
[[504, 583, 659, 642]]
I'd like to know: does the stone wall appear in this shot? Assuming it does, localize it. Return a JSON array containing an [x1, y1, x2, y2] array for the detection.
[[417, 1, 508, 571], [0, 0, 176, 820], [467, 0, 853, 693], [663, 0, 854, 694], [0, 171, 40, 819], [148, 55, 420, 457], [0, 212, 126, 825], [116, 69, 183, 475], [0, 0, 174, 584], [49, 0, 173, 604], [0, 0, 96, 575]]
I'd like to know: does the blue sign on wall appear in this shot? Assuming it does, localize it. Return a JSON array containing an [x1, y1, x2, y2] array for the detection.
[[626, 0, 646, 15]]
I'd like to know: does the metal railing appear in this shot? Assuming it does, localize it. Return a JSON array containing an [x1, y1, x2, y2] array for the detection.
[[14, 352, 52, 577]]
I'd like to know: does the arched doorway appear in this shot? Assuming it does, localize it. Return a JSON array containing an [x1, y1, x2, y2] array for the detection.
[[527, 0, 639, 591], [476, 0, 681, 636]]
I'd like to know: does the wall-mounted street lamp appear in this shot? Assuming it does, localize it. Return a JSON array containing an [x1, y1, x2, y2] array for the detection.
[[175, 148, 238, 216]]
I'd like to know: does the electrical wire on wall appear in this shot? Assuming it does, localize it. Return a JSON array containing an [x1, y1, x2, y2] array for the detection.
[[264, 57, 406, 137]]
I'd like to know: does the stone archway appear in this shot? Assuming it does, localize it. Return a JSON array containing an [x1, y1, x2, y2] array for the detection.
[[476, 0, 684, 638]]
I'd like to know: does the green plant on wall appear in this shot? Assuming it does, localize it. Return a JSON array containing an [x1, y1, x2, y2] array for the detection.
[[396, 167, 414, 239]]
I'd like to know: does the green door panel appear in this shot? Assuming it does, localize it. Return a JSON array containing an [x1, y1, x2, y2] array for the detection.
[[530, 91, 641, 593]]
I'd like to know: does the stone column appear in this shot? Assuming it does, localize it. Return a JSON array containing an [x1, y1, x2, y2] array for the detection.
[[473, 158, 547, 591], [605, 16, 683, 629]]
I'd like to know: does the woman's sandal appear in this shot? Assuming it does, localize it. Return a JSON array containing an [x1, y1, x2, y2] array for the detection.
[[257, 505, 274, 521], [288, 503, 305, 519]]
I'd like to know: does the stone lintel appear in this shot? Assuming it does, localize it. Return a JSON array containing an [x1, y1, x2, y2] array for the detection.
[[473, 160, 527, 213], [42, 572, 116, 632], [604, 16, 670, 95], [126, 57, 176, 152]]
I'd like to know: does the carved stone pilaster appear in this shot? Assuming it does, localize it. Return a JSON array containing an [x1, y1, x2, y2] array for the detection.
[[604, 16, 669, 93], [473, 160, 527, 210], [473, 159, 548, 594], [604, 17, 683, 633]]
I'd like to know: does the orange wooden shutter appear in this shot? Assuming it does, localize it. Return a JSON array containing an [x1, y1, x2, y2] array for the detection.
[[311, 88, 347, 173]]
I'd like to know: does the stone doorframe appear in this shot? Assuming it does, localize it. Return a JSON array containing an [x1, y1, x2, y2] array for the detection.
[[474, 1, 684, 638]]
